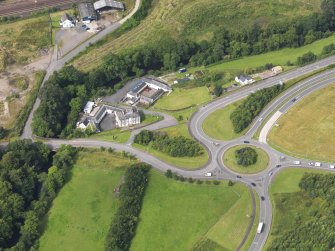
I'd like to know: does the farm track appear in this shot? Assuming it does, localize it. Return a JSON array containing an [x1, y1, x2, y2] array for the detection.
[[0, 0, 84, 17]]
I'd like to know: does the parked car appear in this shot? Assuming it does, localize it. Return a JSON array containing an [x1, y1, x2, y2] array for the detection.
[[261, 196, 265, 201], [251, 182, 256, 187], [237, 175, 242, 178], [205, 172, 212, 177]]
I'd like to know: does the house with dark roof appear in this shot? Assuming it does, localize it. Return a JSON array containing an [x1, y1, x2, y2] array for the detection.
[[94, 0, 125, 12], [78, 3, 97, 23]]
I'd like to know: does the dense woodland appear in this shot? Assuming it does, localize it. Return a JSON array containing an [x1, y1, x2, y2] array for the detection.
[[32, 0, 335, 138], [105, 163, 150, 251], [269, 173, 335, 250], [134, 130, 203, 157], [230, 84, 285, 133], [0, 140, 78, 250]]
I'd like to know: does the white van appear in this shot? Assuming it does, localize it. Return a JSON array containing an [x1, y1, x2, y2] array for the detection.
[[293, 161, 301, 165], [315, 162, 322, 167], [205, 172, 213, 177]]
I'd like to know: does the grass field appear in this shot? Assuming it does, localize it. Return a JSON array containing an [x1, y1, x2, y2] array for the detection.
[[130, 171, 254, 251], [223, 145, 269, 174], [202, 99, 248, 141], [0, 14, 52, 69], [158, 123, 191, 138], [268, 84, 335, 162], [73, 0, 321, 71], [38, 150, 136, 251], [154, 87, 212, 110], [265, 168, 335, 249]]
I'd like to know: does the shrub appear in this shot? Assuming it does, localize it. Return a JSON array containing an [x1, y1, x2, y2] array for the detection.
[[165, 169, 173, 178], [213, 180, 220, 185]]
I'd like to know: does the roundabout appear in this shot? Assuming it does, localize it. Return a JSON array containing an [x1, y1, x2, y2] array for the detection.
[[222, 145, 269, 175]]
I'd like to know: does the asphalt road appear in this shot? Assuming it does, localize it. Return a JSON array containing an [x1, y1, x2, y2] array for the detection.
[[14, 3, 335, 249]]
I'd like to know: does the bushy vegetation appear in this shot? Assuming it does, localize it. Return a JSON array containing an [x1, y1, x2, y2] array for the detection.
[[0, 140, 77, 250], [105, 163, 150, 251], [134, 130, 203, 157], [268, 173, 335, 250], [297, 51, 317, 65], [235, 147, 258, 166], [230, 84, 285, 133]]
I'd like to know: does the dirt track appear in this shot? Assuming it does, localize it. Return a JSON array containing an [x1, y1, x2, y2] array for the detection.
[[0, 0, 84, 17]]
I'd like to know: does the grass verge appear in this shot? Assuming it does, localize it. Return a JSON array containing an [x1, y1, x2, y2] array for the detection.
[[202, 99, 248, 140], [223, 145, 269, 174]]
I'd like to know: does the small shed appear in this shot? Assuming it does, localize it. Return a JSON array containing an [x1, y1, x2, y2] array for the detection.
[[272, 66, 283, 74], [84, 101, 95, 114]]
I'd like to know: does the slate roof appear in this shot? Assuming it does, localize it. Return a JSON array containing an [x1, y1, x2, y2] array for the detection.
[[94, 0, 124, 10]]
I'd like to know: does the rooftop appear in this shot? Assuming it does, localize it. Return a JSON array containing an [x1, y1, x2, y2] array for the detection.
[[78, 3, 97, 19], [94, 0, 124, 10]]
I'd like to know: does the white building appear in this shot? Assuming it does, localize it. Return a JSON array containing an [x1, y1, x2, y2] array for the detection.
[[271, 66, 283, 75], [59, 13, 75, 28], [84, 101, 95, 114], [235, 75, 255, 86]]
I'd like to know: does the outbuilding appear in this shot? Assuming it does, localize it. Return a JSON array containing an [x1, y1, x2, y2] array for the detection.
[[84, 101, 95, 114], [78, 3, 97, 23], [59, 13, 75, 28], [94, 0, 125, 12], [235, 75, 255, 86]]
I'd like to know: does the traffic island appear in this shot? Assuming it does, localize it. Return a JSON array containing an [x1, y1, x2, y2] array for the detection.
[[223, 145, 269, 174]]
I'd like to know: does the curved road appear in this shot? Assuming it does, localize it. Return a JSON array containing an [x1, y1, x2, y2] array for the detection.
[[13, 3, 335, 249]]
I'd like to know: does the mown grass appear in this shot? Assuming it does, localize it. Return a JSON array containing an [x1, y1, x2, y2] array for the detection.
[[73, 0, 321, 71], [130, 170, 253, 251], [268, 84, 335, 162], [223, 145, 269, 174], [265, 168, 335, 249], [38, 150, 136, 251], [154, 87, 212, 110], [202, 99, 248, 141], [134, 143, 208, 170], [159, 123, 191, 138]]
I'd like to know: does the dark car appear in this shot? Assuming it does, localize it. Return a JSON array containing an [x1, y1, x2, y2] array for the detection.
[[251, 182, 256, 187], [243, 141, 250, 144], [261, 196, 265, 201], [292, 98, 297, 102], [276, 164, 281, 168], [237, 175, 242, 178]]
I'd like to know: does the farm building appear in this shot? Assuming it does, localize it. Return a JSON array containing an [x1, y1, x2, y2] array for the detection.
[[125, 77, 171, 105], [94, 0, 125, 12], [78, 3, 97, 23], [235, 75, 255, 86], [84, 101, 95, 114], [59, 13, 75, 28]]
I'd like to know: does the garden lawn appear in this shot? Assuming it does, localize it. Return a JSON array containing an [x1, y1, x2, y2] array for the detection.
[[268, 84, 335, 162], [89, 128, 131, 143], [203, 99, 247, 140], [130, 171, 254, 251], [154, 87, 211, 110], [223, 145, 269, 174], [38, 150, 135, 251], [265, 168, 335, 249], [133, 143, 208, 170]]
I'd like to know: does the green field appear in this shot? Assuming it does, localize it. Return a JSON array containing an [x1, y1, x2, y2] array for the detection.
[[203, 99, 248, 141], [154, 87, 212, 110], [265, 168, 335, 249], [268, 84, 335, 162], [73, 0, 321, 71], [130, 171, 255, 251], [223, 145, 269, 174], [38, 150, 136, 251], [158, 123, 191, 138]]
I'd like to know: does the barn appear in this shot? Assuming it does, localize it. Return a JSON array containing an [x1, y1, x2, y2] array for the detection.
[[94, 0, 125, 12]]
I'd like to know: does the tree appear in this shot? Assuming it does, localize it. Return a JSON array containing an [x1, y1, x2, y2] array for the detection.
[[214, 84, 223, 97], [235, 147, 258, 166]]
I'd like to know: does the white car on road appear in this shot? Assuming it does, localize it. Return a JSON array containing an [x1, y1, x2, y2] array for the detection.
[[205, 172, 213, 177]]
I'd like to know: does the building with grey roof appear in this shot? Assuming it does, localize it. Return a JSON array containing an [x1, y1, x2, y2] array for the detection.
[[94, 0, 124, 12], [78, 3, 97, 23]]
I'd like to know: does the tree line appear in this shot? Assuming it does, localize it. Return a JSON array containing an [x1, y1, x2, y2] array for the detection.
[[105, 163, 150, 251], [230, 84, 285, 133], [134, 130, 203, 157], [269, 173, 335, 250], [0, 140, 77, 250]]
